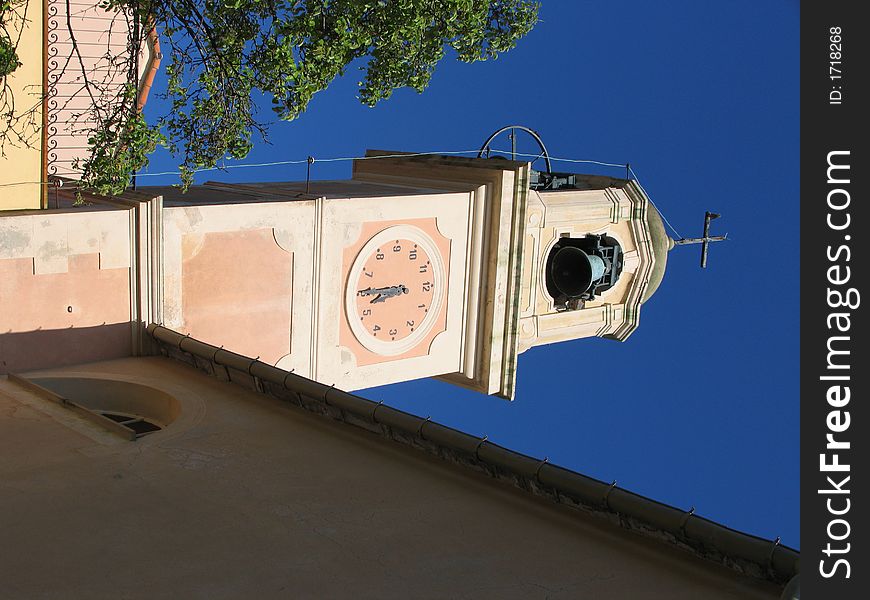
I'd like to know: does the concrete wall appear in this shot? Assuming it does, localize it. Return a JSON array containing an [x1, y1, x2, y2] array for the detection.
[[0, 207, 134, 373], [0, 356, 784, 598]]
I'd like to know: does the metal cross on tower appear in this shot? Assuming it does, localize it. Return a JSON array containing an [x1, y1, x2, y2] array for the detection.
[[672, 211, 727, 268]]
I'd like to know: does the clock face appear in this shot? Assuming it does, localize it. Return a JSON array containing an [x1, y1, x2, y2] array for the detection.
[[346, 225, 445, 355]]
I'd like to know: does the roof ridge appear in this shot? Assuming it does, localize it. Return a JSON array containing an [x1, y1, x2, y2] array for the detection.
[[146, 324, 798, 585]]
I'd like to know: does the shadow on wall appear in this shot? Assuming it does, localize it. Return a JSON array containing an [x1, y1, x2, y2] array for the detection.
[[0, 323, 132, 374]]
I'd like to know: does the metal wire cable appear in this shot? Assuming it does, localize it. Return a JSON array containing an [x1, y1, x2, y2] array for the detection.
[[487, 148, 684, 239], [0, 150, 480, 187], [0, 181, 53, 188], [486, 148, 627, 169], [1, 148, 686, 239], [627, 166, 683, 240], [133, 149, 483, 178]]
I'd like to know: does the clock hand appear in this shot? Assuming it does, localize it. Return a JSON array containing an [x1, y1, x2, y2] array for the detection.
[[358, 285, 408, 303]]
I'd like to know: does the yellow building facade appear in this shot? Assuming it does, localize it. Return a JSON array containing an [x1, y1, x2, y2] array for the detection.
[[0, 0, 43, 210]]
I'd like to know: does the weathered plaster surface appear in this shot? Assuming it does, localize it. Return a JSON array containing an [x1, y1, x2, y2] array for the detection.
[[0, 356, 782, 599], [0, 209, 133, 373], [180, 228, 293, 365], [162, 200, 315, 374]]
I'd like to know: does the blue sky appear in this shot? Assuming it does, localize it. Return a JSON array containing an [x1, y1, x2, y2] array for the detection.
[[142, 1, 800, 548]]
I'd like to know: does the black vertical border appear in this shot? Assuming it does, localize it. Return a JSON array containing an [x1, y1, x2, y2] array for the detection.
[[801, 2, 868, 598]]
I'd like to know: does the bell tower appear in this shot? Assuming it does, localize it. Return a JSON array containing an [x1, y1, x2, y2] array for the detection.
[[515, 170, 674, 355], [0, 127, 715, 390], [347, 149, 672, 399], [146, 128, 675, 400]]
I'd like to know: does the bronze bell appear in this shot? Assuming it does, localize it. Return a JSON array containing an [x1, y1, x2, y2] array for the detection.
[[549, 246, 606, 298]]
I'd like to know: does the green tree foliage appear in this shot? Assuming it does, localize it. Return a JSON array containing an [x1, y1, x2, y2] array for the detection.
[[1, 0, 41, 155], [0, 1, 22, 78], [79, 0, 539, 193]]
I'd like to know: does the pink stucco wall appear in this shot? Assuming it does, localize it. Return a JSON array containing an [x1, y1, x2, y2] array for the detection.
[[0, 208, 134, 374], [180, 228, 293, 366], [339, 218, 450, 367], [0, 253, 131, 373]]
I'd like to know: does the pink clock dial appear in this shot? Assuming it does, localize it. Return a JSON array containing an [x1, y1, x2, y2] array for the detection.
[[345, 225, 446, 356], [354, 238, 435, 342]]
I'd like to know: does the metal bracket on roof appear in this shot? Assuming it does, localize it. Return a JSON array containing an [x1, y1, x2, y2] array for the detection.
[[247, 357, 263, 392], [679, 507, 696, 537], [370, 400, 385, 424], [213, 346, 232, 382], [281, 370, 294, 389], [324, 384, 347, 421], [767, 537, 782, 573], [178, 333, 198, 369], [177, 333, 191, 350], [322, 384, 335, 405], [280, 370, 305, 408], [603, 480, 618, 510], [534, 457, 549, 483], [417, 416, 432, 439], [474, 435, 489, 461]]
